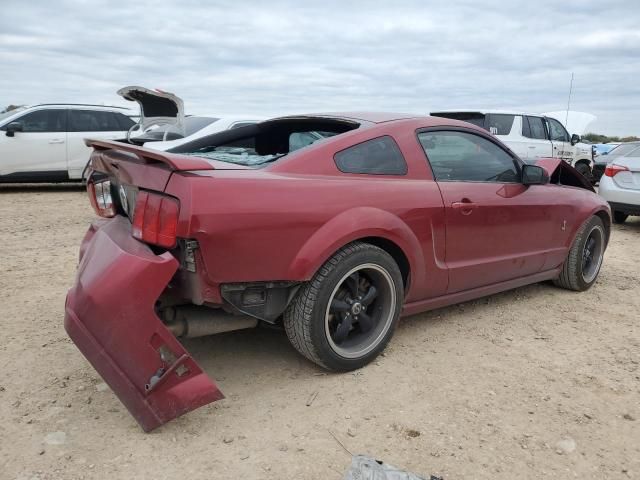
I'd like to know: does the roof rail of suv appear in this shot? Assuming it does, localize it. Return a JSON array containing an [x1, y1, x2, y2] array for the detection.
[[31, 103, 130, 110]]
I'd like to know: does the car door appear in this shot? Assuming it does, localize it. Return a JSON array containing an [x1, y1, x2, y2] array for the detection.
[[0, 108, 67, 176], [418, 128, 558, 293], [66, 110, 127, 179], [546, 117, 573, 163], [522, 115, 553, 161]]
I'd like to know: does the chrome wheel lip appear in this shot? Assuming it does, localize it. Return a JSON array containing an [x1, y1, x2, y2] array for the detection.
[[324, 263, 396, 359], [581, 225, 604, 283]]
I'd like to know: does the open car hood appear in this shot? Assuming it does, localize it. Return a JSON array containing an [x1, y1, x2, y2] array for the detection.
[[543, 111, 596, 136], [117, 86, 185, 137]]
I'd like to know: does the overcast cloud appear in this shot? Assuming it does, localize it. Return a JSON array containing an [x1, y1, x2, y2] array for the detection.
[[1, 0, 638, 135]]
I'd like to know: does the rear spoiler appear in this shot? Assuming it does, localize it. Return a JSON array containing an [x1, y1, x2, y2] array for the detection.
[[86, 139, 215, 171]]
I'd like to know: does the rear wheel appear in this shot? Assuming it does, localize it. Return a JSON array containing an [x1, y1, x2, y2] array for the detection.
[[613, 211, 628, 224], [553, 216, 606, 291], [284, 242, 403, 371]]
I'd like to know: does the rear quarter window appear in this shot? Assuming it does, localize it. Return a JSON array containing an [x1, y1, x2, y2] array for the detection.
[[334, 136, 407, 175], [486, 114, 515, 135]]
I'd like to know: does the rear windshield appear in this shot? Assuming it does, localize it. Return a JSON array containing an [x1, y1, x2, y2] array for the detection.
[[170, 119, 358, 167], [607, 143, 640, 157]]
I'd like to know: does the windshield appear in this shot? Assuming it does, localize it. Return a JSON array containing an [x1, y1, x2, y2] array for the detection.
[[184, 116, 219, 136], [608, 143, 640, 157], [0, 107, 26, 123]]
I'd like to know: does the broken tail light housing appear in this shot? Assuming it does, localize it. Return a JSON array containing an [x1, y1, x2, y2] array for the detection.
[[604, 164, 629, 177], [132, 191, 180, 249], [87, 178, 116, 218]]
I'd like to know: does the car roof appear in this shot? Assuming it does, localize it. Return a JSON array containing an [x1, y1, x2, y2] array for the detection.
[[431, 109, 541, 117], [27, 103, 131, 111], [272, 112, 423, 124], [258, 112, 489, 135]]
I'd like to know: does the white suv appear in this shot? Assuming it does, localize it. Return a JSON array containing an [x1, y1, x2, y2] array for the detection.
[[0, 104, 135, 182], [430, 110, 594, 178]]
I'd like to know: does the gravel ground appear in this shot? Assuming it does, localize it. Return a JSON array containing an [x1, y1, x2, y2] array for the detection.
[[0, 183, 638, 480]]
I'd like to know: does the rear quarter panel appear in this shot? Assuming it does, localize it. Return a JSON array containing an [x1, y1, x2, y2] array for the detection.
[[165, 170, 447, 303]]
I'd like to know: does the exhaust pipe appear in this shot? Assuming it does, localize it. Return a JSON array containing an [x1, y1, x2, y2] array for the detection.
[[162, 306, 258, 338]]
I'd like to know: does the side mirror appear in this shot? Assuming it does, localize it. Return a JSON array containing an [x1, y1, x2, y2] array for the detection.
[[522, 164, 549, 186], [5, 121, 23, 137], [570, 133, 580, 146]]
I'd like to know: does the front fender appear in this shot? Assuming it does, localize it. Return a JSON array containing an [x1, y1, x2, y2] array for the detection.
[[286, 207, 424, 298]]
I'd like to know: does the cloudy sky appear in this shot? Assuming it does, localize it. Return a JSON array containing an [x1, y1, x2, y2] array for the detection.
[[1, 0, 638, 135]]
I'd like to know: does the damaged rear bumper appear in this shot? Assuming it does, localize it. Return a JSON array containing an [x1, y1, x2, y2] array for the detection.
[[64, 216, 223, 432]]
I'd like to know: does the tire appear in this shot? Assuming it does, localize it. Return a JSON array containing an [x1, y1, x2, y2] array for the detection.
[[575, 162, 591, 179], [284, 242, 404, 371], [613, 211, 628, 224], [553, 216, 606, 291]]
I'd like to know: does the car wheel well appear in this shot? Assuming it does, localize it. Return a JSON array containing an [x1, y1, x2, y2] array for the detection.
[[594, 210, 611, 245], [357, 236, 410, 290]]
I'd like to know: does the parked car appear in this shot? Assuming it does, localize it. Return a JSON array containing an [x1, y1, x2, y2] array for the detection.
[[430, 110, 595, 178], [142, 116, 261, 150], [592, 142, 640, 183], [65, 112, 610, 431], [117, 85, 259, 150], [598, 142, 640, 223], [0, 104, 135, 182], [593, 142, 620, 157]]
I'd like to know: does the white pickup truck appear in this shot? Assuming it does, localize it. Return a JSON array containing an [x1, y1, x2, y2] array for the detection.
[[431, 110, 595, 178]]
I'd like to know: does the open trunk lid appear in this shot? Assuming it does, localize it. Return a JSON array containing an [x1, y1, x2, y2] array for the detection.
[[118, 86, 186, 141]]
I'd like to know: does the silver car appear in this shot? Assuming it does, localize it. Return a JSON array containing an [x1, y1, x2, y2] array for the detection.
[[598, 141, 640, 223]]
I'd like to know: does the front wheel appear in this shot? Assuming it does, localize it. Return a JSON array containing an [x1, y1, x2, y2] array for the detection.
[[574, 162, 591, 179], [284, 242, 403, 371], [553, 216, 606, 291]]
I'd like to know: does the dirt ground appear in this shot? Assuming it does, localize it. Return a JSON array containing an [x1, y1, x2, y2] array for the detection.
[[0, 183, 638, 480]]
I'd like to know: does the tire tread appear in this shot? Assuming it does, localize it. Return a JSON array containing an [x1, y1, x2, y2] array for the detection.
[[284, 242, 391, 370]]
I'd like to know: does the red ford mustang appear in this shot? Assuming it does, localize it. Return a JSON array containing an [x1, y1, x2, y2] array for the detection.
[[65, 112, 610, 431]]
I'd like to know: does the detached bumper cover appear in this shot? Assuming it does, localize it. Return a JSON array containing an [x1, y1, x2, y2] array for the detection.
[[64, 216, 223, 432]]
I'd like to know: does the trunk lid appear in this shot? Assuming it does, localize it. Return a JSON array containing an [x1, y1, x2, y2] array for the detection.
[[117, 85, 186, 139], [87, 139, 251, 191], [611, 157, 640, 190]]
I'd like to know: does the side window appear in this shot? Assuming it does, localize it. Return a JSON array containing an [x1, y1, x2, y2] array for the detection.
[[114, 112, 135, 131], [334, 136, 407, 175], [547, 118, 570, 142], [418, 130, 519, 183], [69, 110, 122, 132], [14, 110, 65, 132], [524, 116, 547, 140], [486, 114, 515, 135]]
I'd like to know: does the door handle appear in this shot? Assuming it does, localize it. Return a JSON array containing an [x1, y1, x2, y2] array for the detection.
[[49, 139, 65, 144], [451, 200, 478, 215]]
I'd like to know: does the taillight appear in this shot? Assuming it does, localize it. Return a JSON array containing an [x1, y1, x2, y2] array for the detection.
[[87, 179, 116, 218], [131, 191, 179, 248], [604, 164, 629, 177]]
